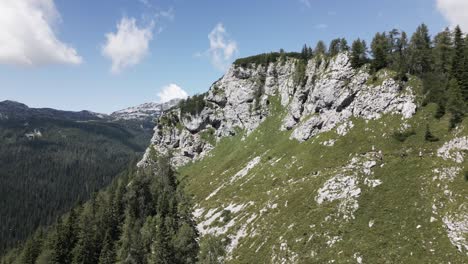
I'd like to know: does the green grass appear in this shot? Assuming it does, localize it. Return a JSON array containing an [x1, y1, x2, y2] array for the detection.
[[178, 99, 468, 263]]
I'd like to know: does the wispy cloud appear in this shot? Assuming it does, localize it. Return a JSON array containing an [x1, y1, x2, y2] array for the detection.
[[196, 23, 238, 71], [102, 17, 154, 74], [208, 23, 239, 70], [437, 0, 468, 30], [0, 0, 82, 66], [315, 23, 328, 29]]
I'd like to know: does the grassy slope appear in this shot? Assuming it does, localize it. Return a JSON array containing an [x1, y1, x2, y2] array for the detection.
[[179, 96, 468, 263]]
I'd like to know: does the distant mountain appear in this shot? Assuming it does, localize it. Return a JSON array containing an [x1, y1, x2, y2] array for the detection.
[[0, 100, 106, 121], [110, 99, 181, 122]]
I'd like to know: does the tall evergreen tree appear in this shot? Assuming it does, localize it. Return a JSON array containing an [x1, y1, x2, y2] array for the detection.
[[371, 32, 391, 71], [447, 78, 465, 128], [301, 44, 312, 60], [340, 38, 349, 51], [463, 34, 468, 100], [408, 23, 432, 75], [329, 38, 341, 56], [72, 206, 98, 264], [451, 26, 465, 83], [350, 38, 368, 68], [433, 28, 453, 74], [394, 31, 409, 79], [314, 40, 327, 55], [98, 233, 115, 264]]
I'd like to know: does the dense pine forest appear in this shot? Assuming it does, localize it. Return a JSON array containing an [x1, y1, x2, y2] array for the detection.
[[1, 150, 199, 264], [0, 114, 152, 254]]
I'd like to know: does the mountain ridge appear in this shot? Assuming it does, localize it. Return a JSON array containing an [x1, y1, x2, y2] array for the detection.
[[138, 51, 468, 262]]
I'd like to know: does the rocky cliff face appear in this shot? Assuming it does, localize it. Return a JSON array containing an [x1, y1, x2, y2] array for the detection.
[[140, 53, 416, 167]]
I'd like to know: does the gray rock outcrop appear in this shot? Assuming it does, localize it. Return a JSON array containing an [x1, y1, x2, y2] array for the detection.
[[139, 52, 417, 167]]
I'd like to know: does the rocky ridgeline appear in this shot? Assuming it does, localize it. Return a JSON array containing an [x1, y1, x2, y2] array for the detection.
[[140, 52, 417, 167]]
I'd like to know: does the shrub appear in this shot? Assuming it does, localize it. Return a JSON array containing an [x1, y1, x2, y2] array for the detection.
[[392, 129, 416, 142], [424, 125, 439, 142], [293, 60, 308, 87], [221, 209, 232, 223]]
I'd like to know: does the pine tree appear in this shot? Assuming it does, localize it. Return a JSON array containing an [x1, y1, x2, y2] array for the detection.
[[314, 40, 327, 55], [409, 23, 432, 75], [451, 26, 465, 83], [433, 28, 453, 74], [329, 38, 341, 56], [148, 216, 173, 264], [340, 38, 349, 51], [301, 44, 311, 60], [371, 32, 391, 71], [350, 38, 368, 68], [463, 35, 468, 100], [98, 233, 115, 264], [50, 218, 70, 264], [72, 206, 98, 264], [394, 31, 409, 80], [447, 78, 465, 128], [19, 231, 43, 264], [198, 235, 226, 264]]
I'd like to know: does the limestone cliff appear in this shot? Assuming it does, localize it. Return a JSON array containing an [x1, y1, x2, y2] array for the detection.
[[140, 53, 416, 167]]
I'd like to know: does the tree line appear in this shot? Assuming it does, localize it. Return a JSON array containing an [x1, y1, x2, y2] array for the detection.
[[300, 24, 468, 128]]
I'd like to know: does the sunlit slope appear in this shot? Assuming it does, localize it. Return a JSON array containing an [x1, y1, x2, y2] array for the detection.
[[180, 100, 468, 263]]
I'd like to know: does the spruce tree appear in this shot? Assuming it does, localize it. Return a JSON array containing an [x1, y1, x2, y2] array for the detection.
[[314, 40, 327, 55], [433, 28, 453, 74], [447, 78, 465, 128], [329, 38, 341, 56], [98, 233, 115, 264], [463, 35, 468, 100], [371, 32, 391, 71], [350, 39, 368, 68], [340, 38, 349, 51], [72, 206, 98, 264], [451, 26, 464, 83], [409, 23, 432, 75], [394, 31, 409, 79]]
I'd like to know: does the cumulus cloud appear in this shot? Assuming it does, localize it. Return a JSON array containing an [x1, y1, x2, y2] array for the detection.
[[0, 0, 82, 66], [157, 84, 188, 103], [102, 17, 154, 74], [207, 23, 238, 71], [437, 0, 468, 30]]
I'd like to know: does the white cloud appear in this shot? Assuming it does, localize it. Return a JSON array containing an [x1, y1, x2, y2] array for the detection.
[[0, 0, 82, 66], [102, 17, 154, 74], [157, 84, 188, 103], [437, 0, 468, 30], [208, 23, 238, 71]]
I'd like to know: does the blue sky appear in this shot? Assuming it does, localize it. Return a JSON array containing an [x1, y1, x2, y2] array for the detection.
[[0, 0, 465, 113]]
